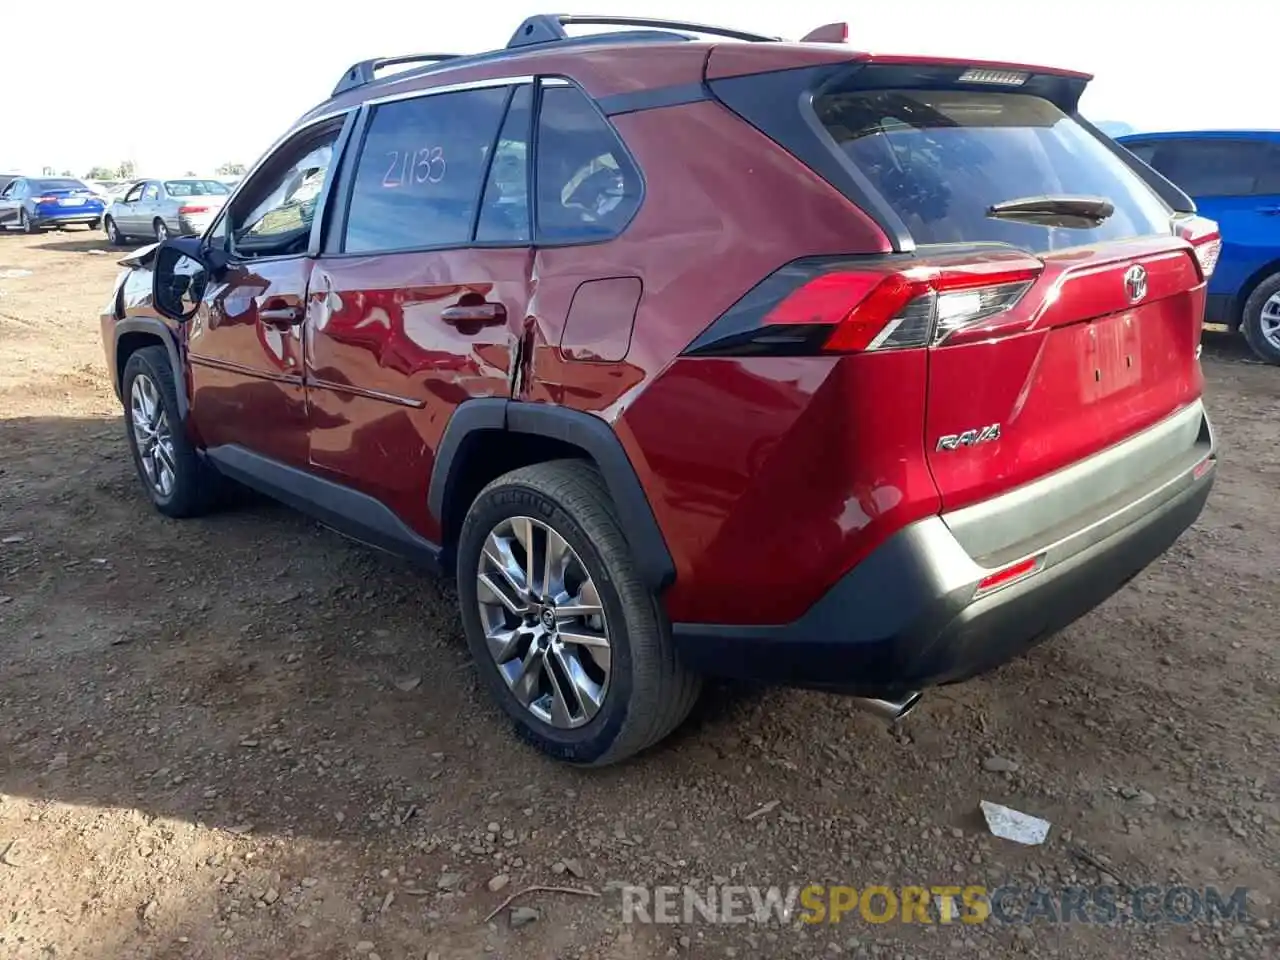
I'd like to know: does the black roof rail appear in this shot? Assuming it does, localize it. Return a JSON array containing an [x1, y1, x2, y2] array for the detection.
[[507, 14, 779, 48], [333, 53, 461, 96]]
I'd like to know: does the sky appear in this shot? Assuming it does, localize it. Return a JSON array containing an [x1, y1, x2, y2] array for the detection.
[[1, 0, 1273, 177]]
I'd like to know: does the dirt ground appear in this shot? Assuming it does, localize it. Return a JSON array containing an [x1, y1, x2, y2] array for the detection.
[[1, 228, 1277, 960]]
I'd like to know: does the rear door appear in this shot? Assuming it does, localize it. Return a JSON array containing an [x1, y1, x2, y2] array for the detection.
[[813, 87, 1203, 510], [1141, 137, 1280, 300], [138, 181, 161, 234], [186, 116, 348, 467], [305, 79, 530, 535]]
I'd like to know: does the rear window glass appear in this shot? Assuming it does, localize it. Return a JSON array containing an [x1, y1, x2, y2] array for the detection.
[[164, 179, 230, 196], [814, 90, 1171, 252], [34, 179, 87, 191]]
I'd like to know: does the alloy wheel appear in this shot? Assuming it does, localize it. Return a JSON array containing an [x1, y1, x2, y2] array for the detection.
[[154, 220, 168, 241], [1260, 292, 1280, 352], [475, 516, 611, 729], [129, 373, 176, 498]]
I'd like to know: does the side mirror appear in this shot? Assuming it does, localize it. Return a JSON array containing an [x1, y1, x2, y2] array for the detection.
[[152, 241, 210, 322]]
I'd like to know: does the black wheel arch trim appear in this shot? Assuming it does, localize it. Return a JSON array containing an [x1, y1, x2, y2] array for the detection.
[[114, 318, 188, 420], [429, 400, 676, 593]]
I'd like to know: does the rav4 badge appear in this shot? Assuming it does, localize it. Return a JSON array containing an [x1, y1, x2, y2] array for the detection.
[[936, 424, 1002, 451]]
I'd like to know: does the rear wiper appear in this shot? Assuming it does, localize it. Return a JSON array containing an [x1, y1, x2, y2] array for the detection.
[[986, 195, 1115, 228]]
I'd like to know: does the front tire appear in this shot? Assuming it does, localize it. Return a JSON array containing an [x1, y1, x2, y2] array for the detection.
[[1241, 272, 1280, 365], [153, 218, 169, 242], [105, 217, 124, 245], [19, 209, 38, 234], [121, 345, 218, 518], [456, 460, 700, 765]]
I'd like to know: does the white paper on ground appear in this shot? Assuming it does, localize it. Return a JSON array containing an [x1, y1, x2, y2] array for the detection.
[[980, 800, 1051, 845]]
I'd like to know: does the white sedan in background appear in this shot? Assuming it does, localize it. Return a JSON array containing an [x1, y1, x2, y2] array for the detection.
[[103, 178, 230, 245]]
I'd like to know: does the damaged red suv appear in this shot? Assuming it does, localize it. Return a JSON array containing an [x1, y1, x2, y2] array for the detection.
[[101, 15, 1218, 764]]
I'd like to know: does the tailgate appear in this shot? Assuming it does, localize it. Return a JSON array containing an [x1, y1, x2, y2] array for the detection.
[[926, 236, 1206, 512]]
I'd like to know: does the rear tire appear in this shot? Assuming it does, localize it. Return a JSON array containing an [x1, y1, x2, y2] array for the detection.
[[1240, 272, 1280, 365], [121, 345, 220, 518], [88, 218, 101, 230], [456, 460, 700, 765], [105, 217, 124, 245]]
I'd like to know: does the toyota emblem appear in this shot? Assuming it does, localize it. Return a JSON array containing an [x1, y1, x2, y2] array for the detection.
[[1124, 264, 1148, 304]]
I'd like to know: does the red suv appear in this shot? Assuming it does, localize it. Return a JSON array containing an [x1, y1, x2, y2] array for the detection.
[[101, 15, 1219, 765]]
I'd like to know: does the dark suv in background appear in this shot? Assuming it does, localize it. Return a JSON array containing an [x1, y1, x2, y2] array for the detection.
[[100, 15, 1218, 765]]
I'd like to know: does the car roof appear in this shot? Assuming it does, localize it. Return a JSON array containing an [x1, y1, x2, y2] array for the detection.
[[1118, 130, 1280, 143], [294, 13, 1091, 129]]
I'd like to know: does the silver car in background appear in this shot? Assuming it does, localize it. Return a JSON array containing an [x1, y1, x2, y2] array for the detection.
[[103, 178, 230, 245]]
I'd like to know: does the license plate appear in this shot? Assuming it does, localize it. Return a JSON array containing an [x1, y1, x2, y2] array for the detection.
[[59, 197, 84, 206]]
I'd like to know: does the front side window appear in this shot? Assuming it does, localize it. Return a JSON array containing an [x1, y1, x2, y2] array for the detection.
[[233, 125, 341, 257], [142, 183, 160, 201], [343, 87, 510, 253], [535, 85, 641, 242], [124, 183, 145, 203]]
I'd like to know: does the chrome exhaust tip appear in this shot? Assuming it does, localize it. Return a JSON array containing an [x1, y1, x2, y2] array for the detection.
[[851, 692, 923, 724]]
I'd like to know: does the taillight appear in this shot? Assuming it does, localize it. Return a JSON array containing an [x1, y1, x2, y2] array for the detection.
[[33, 195, 58, 204], [1175, 215, 1221, 279], [684, 255, 1043, 357], [179, 205, 209, 215]]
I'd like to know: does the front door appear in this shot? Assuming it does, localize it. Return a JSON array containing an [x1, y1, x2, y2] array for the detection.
[[186, 118, 347, 469], [306, 82, 532, 537], [114, 181, 146, 234]]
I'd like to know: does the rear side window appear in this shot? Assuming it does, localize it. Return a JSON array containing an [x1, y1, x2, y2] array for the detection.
[[535, 85, 640, 242], [1142, 139, 1277, 197], [814, 90, 1171, 252], [343, 87, 509, 253]]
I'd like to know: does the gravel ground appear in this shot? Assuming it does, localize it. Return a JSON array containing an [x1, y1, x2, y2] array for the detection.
[[1, 229, 1277, 960]]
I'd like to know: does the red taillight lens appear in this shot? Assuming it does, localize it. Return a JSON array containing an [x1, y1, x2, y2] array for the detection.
[[761, 260, 1043, 353], [178, 205, 209, 215], [33, 195, 58, 204], [1175, 215, 1221, 279]]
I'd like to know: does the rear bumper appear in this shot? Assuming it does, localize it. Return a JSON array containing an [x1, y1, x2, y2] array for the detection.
[[177, 218, 212, 237], [32, 209, 103, 225], [672, 405, 1215, 695]]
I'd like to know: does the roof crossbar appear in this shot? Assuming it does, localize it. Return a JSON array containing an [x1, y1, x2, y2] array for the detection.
[[506, 14, 779, 48]]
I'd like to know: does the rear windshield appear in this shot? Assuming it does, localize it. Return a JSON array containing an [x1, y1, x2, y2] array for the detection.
[[164, 179, 230, 196], [34, 178, 87, 191], [814, 89, 1171, 252]]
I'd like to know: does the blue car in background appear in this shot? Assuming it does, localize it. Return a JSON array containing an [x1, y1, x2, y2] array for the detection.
[[1119, 131, 1280, 363], [0, 176, 106, 234]]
